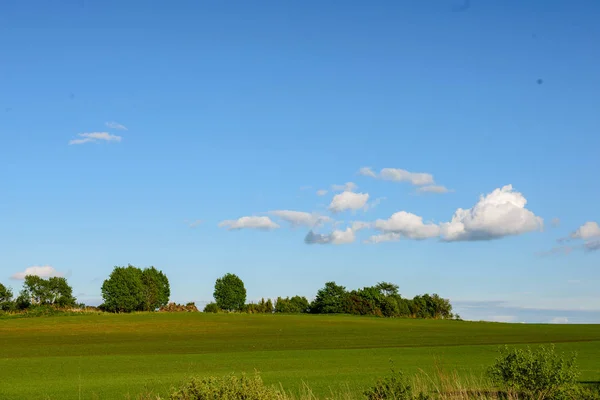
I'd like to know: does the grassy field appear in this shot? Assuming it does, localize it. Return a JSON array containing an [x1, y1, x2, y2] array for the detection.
[[1, 313, 599, 399]]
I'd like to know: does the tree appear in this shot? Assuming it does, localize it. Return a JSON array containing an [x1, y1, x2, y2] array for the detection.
[[0, 282, 13, 311], [140, 266, 170, 311], [375, 282, 399, 297], [213, 273, 246, 312], [21, 275, 76, 307], [101, 265, 145, 313], [310, 281, 348, 314]]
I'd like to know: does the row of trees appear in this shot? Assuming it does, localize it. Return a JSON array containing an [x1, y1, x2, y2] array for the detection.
[[204, 275, 455, 320], [1, 268, 455, 320]]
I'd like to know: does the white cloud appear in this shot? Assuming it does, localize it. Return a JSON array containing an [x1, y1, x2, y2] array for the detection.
[[365, 232, 402, 244], [269, 210, 331, 227], [69, 132, 122, 145], [551, 217, 561, 228], [305, 228, 356, 245], [571, 221, 600, 240], [331, 182, 358, 192], [11, 266, 63, 280], [305, 221, 369, 245], [316, 189, 328, 196], [374, 211, 441, 239], [416, 185, 452, 194], [328, 191, 370, 213], [105, 121, 128, 130], [358, 167, 376, 178], [549, 317, 569, 324], [440, 184, 543, 241], [218, 216, 279, 230], [379, 168, 434, 186]]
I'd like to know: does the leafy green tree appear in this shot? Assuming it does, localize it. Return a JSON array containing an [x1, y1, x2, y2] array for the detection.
[[213, 273, 246, 312], [21, 275, 76, 307], [375, 282, 400, 297], [0, 282, 13, 311], [141, 266, 170, 311], [101, 265, 145, 313], [275, 296, 310, 313], [310, 281, 348, 314]]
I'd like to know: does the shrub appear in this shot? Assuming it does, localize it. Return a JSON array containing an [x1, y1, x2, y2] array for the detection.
[[274, 296, 310, 314], [168, 372, 285, 400], [203, 303, 220, 313], [244, 298, 273, 314], [488, 344, 580, 399], [364, 366, 430, 400]]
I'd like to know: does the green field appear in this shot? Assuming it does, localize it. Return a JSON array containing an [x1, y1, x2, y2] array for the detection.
[[1, 313, 599, 399]]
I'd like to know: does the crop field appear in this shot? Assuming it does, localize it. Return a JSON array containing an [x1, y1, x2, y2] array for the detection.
[[1, 313, 600, 399]]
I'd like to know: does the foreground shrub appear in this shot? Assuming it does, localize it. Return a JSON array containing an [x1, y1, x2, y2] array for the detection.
[[168, 372, 285, 400], [364, 366, 430, 400], [488, 345, 579, 399]]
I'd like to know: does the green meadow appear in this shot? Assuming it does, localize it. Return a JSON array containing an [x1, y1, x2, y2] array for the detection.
[[1, 313, 599, 399]]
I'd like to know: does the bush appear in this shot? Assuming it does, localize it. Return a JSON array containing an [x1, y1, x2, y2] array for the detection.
[[244, 298, 273, 314], [168, 372, 285, 400], [488, 345, 580, 399], [274, 296, 309, 314], [364, 366, 430, 400], [203, 303, 220, 313]]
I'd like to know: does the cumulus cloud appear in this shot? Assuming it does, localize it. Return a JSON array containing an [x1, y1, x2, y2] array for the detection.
[[105, 121, 128, 130], [269, 210, 331, 227], [416, 185, 452, 194], [570, 221, 600, 240], [374, 211, 441, 239], [331, 182, 358, 192], [440, 184, 543, 241], [69, 132, 122, 145], [11, 266, 63, 280], [304, 228, 357, 245], [305, 221, 369, 245], [316, 189, 328, 196], [551, 221, 600, 254], [329, 191, 370, 213], [218, 216, 279, 230]]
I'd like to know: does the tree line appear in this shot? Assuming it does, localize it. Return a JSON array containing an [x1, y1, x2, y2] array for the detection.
[[0, 266, 457, 320]]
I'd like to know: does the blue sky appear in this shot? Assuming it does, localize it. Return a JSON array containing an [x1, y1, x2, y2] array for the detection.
[[1, 0, 599, 323]]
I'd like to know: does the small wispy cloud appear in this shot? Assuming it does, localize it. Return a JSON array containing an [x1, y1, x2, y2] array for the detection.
[[331, 182, 358, 192], [416, 185, 452, 194], [316, 189, 328, 196], [105, 121, 128, 130], [69, 132, 122, 145], [187, 219, 202, 228]]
